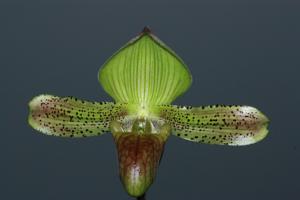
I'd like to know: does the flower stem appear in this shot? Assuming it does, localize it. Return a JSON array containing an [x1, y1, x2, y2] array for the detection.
[[137, 193, 146, 200]]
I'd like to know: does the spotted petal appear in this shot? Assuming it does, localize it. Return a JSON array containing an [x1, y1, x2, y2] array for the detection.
[[28, 95, 127, 137], [157, 104, 269, 146]]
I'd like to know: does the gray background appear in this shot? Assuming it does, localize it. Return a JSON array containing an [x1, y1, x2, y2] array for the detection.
[[1, 0, 299, 199]]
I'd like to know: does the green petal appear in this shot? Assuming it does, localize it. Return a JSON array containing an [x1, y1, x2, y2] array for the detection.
[[28, 95, 127, 137], [157, 104, 269, 146], [98, 27, 192, 106]]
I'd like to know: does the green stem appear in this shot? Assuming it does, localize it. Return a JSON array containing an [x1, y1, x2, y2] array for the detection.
[[137, 193, 146, 200]]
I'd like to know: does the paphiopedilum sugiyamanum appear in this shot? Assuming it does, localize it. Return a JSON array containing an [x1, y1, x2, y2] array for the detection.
[[28, 27, 269, 199]]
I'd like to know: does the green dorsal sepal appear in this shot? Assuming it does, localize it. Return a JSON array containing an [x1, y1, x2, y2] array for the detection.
[[98, 27, 192, 107]]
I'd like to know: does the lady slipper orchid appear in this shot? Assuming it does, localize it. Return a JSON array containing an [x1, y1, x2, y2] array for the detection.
[[28, 27, 269, 199]]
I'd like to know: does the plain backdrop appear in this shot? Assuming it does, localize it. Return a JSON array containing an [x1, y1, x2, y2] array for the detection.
[[1, 0, 299, 200]]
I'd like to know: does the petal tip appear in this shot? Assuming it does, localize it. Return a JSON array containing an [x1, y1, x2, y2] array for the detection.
[[141, 26, 152, 34]]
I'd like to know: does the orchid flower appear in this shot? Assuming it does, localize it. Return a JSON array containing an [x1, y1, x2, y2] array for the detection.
[[28, 27, 269, 199]]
